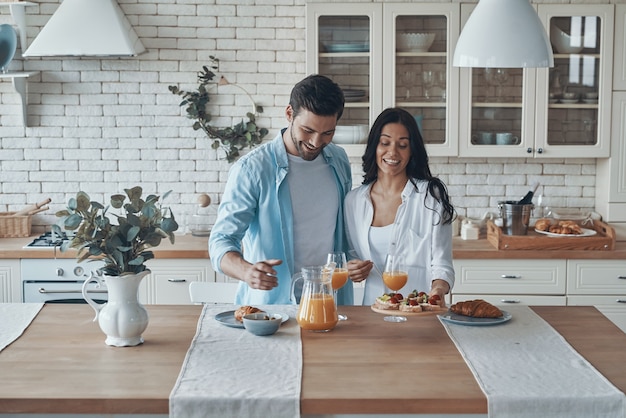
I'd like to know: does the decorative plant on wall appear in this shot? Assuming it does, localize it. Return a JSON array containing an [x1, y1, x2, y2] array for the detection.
[[168, 56, 269, 163]]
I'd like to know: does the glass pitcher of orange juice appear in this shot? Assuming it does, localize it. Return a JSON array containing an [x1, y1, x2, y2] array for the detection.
[[291, 265, 338, 332]]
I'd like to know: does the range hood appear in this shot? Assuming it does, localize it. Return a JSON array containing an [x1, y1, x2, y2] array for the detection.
[[23, 0, 146, 58]]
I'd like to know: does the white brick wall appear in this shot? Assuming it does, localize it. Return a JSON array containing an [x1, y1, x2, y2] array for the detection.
[[0, 0, 607, 234]]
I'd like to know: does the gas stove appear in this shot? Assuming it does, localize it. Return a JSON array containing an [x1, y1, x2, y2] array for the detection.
[[23, 231, 74, 249]]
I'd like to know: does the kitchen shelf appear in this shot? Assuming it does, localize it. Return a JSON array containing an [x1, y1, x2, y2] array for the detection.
[[0, 71, 39, 126], [2, 1, 36, 53]]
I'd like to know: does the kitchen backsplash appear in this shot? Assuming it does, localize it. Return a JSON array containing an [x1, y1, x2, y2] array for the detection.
[[0, 0, 604, 233]]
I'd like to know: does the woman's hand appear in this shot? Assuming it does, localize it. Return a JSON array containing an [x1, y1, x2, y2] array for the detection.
[[347, 259, 373, 283], [429, 279, 450, 307]]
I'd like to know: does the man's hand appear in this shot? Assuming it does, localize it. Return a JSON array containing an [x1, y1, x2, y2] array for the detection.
[[242, 259, 282, 290], [220, 252, 282, 290]]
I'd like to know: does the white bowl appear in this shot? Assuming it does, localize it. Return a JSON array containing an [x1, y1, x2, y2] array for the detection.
[[333, 124, 369, 144], [550, 24, 583, 54], [397, 32, 435, 52]]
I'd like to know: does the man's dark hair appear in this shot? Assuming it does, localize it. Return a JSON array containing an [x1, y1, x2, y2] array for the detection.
[[289, 74, 345, 120]]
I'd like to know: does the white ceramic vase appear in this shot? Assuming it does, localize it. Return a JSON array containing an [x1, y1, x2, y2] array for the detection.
[[82, 270, 150, 347]]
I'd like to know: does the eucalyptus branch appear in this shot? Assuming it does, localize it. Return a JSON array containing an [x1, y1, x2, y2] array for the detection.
[[168, 56, 269, 163]]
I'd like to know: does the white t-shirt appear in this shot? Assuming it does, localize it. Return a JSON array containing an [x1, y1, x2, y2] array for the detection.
[[286, 153, 338, 274]]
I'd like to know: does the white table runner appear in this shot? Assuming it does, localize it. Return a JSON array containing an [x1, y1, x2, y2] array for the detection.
[[170, 303, 301, 418], [439, 305, 626, 418], [0, 303, 44, 353]]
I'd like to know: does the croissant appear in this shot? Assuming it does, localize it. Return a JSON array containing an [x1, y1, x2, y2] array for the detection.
[[234, 305, 263, 322], [450, 299, 503, 318]]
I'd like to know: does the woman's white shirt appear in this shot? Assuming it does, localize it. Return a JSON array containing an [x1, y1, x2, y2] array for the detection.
[[344, 179, 454, 306]]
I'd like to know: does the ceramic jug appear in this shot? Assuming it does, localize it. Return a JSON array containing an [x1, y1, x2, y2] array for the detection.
[[82, 270, 150, 347], [291, 265, 338, 332]]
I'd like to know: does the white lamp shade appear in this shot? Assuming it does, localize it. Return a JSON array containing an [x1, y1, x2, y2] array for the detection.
[[453, 0, 554, 68]]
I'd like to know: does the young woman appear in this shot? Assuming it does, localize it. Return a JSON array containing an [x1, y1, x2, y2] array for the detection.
[[345, 107, 455, 306]]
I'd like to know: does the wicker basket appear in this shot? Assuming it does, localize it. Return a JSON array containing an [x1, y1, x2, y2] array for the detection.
[[0, 212, 32, 238]]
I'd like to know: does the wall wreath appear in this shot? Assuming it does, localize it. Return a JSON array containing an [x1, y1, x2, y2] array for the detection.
[[168, 56, 269, 163]]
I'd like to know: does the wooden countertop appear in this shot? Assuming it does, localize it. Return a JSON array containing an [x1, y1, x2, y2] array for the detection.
[[0, 234, 209, 259], [1, 304, 624, 415], [1, 233, 625, 260]]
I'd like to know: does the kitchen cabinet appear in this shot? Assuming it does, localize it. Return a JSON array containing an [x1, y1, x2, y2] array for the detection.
[[613, 5, 626, 90], [141, 258, 220, 305], [566, 259, 626, 304], [0, 260, 20, 303], [567, 259, 626, 331], [450, 259, 567, 306], [595, 86, 626, 223], [306, 2, 460, 157], [308, 3, 613, 160], [459, 4, 613, 158]]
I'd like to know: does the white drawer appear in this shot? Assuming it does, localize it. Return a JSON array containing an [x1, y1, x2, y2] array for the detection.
[[567, 260, 626, 295], [453, 259, 566, 295], [568, 295, 626, 305], [451, 294, 567, 306]]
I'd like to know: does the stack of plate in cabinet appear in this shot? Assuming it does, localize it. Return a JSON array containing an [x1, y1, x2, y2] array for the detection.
[[342, 89, 366, 102]]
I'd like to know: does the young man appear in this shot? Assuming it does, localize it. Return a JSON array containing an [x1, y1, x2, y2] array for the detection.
[[209, 74, 353, 305]]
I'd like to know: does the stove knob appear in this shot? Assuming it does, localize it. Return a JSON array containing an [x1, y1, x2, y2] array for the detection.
[[56, 268, 64, 277], [74, 266, 85, 277]]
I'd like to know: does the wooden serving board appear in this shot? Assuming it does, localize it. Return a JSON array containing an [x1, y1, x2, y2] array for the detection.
[[486, 220, 616, 251], [370, 304, 447, 316]]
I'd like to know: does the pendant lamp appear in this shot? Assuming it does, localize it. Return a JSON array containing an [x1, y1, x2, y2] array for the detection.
[[453, 0, 554, 68]]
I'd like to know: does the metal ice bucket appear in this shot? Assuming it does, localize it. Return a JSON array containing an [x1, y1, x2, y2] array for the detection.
[[498, 201, 534, 236]]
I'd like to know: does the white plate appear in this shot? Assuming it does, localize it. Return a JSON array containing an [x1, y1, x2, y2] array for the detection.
[[534, 227, 597, 237], [439, 310, 512, 326], [560, 99, 579, 104], [214, 310, 289, 328]]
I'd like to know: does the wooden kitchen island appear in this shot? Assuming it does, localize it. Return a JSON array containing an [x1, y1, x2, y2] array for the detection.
[[1, 304, 625, 416]]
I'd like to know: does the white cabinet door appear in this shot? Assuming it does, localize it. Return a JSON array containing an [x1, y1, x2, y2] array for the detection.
[[534, 4, 613, 159], [0, 260, 20, 303], [452, 259, 567, 295], [566, 259, 626, 297], [141, 259, 215, 305], [451, 294, 566, 306]]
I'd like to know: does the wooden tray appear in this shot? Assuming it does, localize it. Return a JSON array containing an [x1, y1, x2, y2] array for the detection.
[[370, 304, 447, 316], [486, 219, 615, 251]]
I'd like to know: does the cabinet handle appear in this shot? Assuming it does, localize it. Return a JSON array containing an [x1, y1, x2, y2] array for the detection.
[[500, 299, 521, 304], [617, 276, 626, 280], [501, 275, 521, 279], [537, 148, 543, 154], [167, 278, 187, 283], [617, 299, 626, 304], [526, 147, 532, 154]]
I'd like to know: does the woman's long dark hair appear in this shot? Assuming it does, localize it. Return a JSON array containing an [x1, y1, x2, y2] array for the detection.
[[361, 107, 456, 225]]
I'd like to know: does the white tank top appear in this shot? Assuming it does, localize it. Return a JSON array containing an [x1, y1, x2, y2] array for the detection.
[[363, 224, 392, 305]]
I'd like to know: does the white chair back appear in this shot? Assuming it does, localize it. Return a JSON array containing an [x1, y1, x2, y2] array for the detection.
[[189, 281, 239, 304]]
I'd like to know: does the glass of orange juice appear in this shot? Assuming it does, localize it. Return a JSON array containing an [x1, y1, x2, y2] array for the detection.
[[382, 254, 409, 323], [327, 252, 348, 321]]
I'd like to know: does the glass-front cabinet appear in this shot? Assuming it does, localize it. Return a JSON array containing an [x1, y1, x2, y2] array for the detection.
[[536, 4, 613, 158], [307, 3, 613, 159], [459, 4, 613, 158], [306, 3, 459, 157]]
